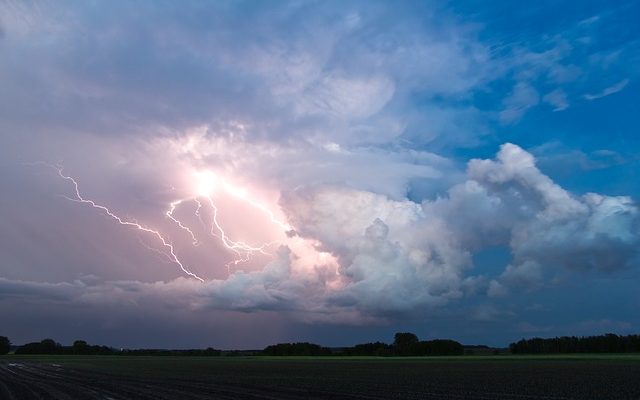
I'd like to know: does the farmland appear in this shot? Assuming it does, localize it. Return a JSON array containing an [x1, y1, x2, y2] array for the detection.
[[1, 355, 640, 399]]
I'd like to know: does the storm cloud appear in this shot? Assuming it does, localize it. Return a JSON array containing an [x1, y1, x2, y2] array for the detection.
[[1, 1, 639, 347]]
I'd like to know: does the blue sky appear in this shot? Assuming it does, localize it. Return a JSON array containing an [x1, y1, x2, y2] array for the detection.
[[0, 0, 638, 348]]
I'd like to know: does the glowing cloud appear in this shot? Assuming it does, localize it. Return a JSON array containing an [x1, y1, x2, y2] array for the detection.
[[54, 165, 205, 282], [194, 170, 218, 197], [49, 162, 308, 282]]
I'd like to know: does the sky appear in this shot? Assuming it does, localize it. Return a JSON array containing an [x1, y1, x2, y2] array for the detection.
[[0, 0, 639, 349]]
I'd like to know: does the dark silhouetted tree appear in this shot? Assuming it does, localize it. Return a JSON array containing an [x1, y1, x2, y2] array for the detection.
[[343, 342, 392, 356], [0, 336, 10, 355], [393, 332, 419, 356], [262, 342, 331, 356], [204, 347, 222, 356], [418, 339, 464, 356], [73, 340, 88, 354], [16, 338, 62, 355], [40, 338, 59, 353], [509, 333, 640, 354]]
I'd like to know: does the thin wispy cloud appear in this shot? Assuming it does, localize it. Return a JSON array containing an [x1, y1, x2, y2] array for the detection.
[[584, 79, 630, 100], [543, 89, 569, 111]]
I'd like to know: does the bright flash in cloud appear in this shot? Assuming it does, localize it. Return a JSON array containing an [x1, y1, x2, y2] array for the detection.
[[46, 161, 313, 282], [194, 170, 218, 197]]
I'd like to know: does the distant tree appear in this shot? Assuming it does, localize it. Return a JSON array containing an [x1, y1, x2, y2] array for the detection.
[[343, 342, 392, 356], [0, 336, 10, 355], [15, 338, 62, 355], [393, 332, 419, 356], [509, 333, 640, 354], [262, 342, 331, 356], [73, 340, 88, 354], [15, 342, 39, 355], [204, 347, 221, 356], [40, 338, 60, 353], [375, 346, 393, 357], [418, 339, 464, 356]]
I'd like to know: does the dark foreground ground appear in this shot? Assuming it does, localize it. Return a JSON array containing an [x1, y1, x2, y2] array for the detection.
[[1, 355, 640, 399]]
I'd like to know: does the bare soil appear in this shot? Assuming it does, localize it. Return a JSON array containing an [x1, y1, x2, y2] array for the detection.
[[1, 357, 639, 399]]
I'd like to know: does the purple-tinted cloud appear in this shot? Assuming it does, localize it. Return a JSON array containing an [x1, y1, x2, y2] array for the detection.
[[1, 1, 638, 347]]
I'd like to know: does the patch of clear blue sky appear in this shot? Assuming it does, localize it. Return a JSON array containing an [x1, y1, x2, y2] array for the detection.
[[452, 0, 639, 41], [440, 0, 640, 195]]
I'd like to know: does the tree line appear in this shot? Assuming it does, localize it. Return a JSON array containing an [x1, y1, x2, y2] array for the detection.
[[264, 333, 464, 356], [343, 332, 464, 356], [9, 338, 221, 356], [509, 333, 640, 354], [1, 332, 463, 357], [262, 342, 332, 356], [5, 332, 640, 357]]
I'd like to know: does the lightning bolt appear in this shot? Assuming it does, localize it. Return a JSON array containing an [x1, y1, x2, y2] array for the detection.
[[202, 195, 276, 274], [54, 166, 205, 282], [194, 198, 208, 230], [42, 164, 292, 281], [204, 195, 272, 255], [136, 236, 175, 265], [166, 199, 199, 246], [222, 185, 292, 232]]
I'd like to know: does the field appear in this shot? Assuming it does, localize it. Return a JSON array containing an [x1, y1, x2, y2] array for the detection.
[[1, 354, 640, 399]]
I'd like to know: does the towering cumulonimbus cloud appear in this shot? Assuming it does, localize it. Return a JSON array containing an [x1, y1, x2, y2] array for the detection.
[[4, 137, 638, 323], [265, 143, 637, 317]]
